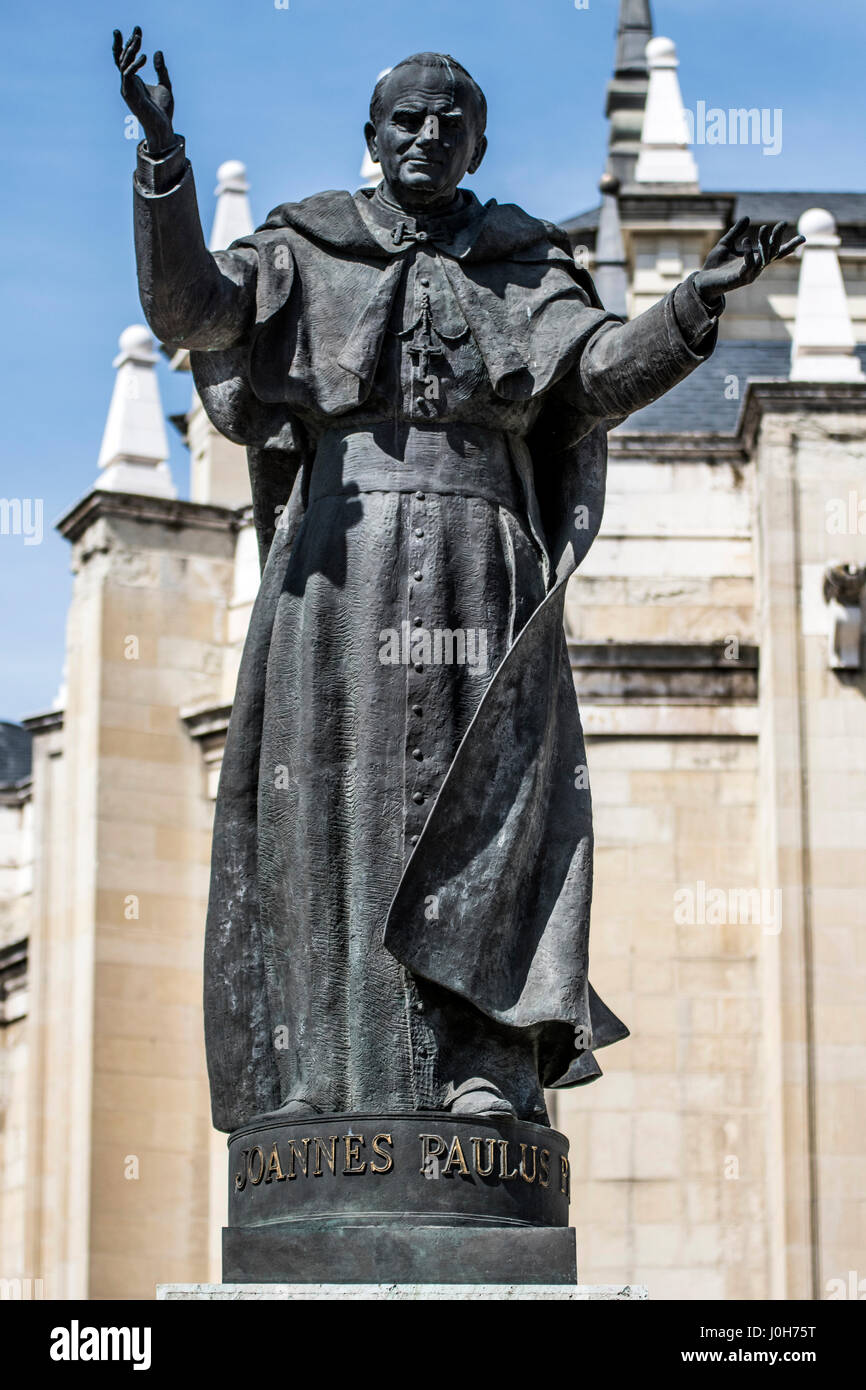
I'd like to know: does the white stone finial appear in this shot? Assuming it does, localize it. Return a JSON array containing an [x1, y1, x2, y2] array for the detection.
[[798, 207, 837, 242], [634, 37, 699, 187], [95, 325, 176, 498], [791, 209, 865, 382], [646, 35, 677, 63], [209, 159, 254, 250], [360, 67, 393, 187]]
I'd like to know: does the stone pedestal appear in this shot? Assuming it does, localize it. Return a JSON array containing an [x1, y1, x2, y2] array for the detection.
[[158, 1283, 648, 1300], [224, 1111, 576, 1286]]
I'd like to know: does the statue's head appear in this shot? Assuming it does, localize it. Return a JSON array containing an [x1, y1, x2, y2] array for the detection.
[[365, 53, 488, 211]]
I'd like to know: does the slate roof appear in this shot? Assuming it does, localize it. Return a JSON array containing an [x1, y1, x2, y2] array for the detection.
[[0, 722, 32, 785], [617, 343, 866, 434], [564, 204, 602, 233], [561, 192, 866, 238], [731, 192, 866, 231]]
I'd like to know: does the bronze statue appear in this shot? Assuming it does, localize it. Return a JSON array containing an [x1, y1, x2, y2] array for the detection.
[[114, 28, 803, 1137]]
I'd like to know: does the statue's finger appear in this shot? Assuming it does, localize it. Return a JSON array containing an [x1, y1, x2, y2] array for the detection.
[[154, 51, 172, 90], [767, 222, 786, 259], [720, 215, 750, 249], [758, 224, 772, 267], [128, 54, 147, 78], [121, 27, 141, 66], [778, 234, 806, 259], [112, 30, 123, 66]]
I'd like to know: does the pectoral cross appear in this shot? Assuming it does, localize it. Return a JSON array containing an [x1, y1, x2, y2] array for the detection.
[[407, 294, 444, 407]]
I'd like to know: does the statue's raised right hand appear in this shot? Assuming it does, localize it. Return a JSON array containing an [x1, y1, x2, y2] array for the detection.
[[113, 26, 176, 155]]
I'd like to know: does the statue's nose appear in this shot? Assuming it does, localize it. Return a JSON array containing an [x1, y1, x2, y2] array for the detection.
[[417, 115, 440, 144]]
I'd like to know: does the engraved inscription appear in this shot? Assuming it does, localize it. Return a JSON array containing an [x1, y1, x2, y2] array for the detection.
[[231, 1130, 560, 1194]]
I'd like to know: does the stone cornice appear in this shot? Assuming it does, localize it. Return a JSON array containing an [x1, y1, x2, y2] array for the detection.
[[180, 703, 232, 789], [0, 777, 32, 807], [570, 641, 758, 705], [56, 489, 243, 545], [20, 710, 64, 736], [618, 190, 733, 226], [570, 641, 758, 669], [608, 429, 749, 462], [0, 937, 28, 1026], [739, 379, 866, 450], [180, 703, 232, 742]]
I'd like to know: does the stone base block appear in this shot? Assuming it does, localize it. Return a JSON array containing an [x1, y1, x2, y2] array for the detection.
[[223, 1221, 576, 1285], [158, 1282, 648, 1301]]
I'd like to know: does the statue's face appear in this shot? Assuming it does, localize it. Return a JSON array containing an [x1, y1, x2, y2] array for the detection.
[[365, 63, 487, 210]]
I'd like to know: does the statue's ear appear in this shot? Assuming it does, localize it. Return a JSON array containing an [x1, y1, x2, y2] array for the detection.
[[364, 121, 379, 163], [467, 134, 488, 176]]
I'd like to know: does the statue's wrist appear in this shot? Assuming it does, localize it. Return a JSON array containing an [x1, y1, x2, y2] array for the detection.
[[673, 275, 724, 350], [142, 126, 177, 159], [135, 135, 186, 196], [693, 271, 723, 311]]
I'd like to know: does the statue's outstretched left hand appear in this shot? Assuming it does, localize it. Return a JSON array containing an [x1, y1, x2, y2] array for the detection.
[[695, 217, 805, 301]]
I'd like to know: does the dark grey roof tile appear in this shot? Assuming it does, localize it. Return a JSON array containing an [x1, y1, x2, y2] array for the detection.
[[617, 341, 790, 433], [0, 722, 32, 785], [616, 343, 866, 434]]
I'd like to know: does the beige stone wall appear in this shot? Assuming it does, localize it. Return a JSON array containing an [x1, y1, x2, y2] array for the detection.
[[559, 734, 766, 1299], [565, 454, 755, 647], [752, 390, 866, 1300], [558, 434, 769, 1297], [0, 1013, 28, 1287], [629, 232, 712, 320], [0, 795, 32, 944], [23, 497, 237, 1299], [557, 391, 866, 1300], [0, 789, 32, 1286]]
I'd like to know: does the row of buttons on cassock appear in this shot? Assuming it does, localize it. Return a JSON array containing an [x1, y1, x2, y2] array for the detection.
[[407, 490, 433, 847]]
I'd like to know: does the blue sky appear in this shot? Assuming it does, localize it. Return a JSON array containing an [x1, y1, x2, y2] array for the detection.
[[1, 0, 865, 719]]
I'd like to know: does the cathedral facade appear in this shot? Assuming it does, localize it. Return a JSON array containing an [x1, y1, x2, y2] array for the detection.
[[2, 1, 865, 1300]]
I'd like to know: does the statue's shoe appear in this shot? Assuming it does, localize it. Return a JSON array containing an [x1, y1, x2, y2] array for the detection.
[[247, 1098, 324, 1125], [446, 1077, 517, 1118]]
